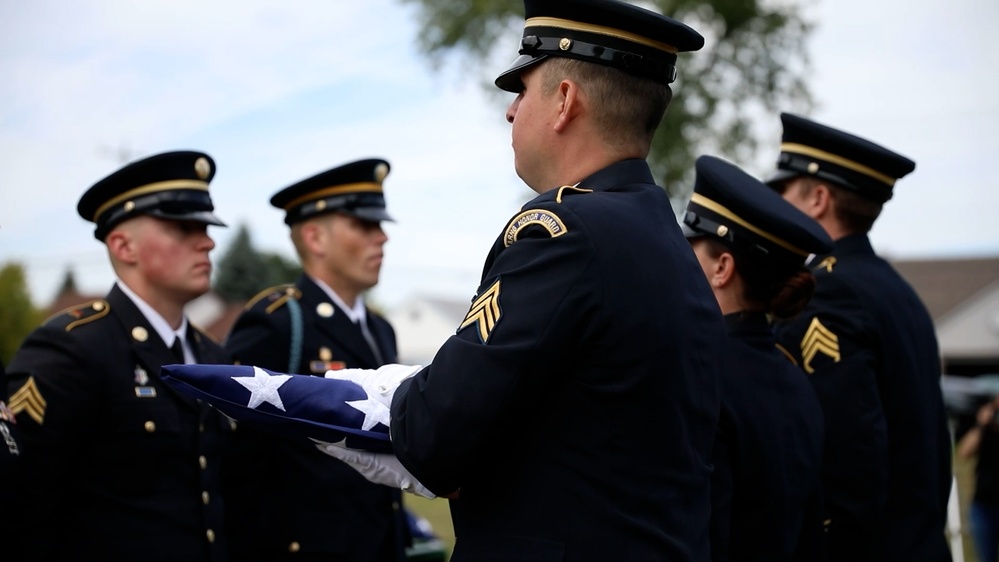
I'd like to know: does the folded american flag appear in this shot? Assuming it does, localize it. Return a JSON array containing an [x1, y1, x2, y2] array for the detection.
[[160, 364, 392, 452]]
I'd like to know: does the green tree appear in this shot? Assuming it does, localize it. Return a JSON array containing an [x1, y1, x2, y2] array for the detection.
[[214, 223, 271, 303], [214, 223, 302, 303], [401, 0, 813, 207], [261, 252, 303, 288], [0, 263, 43, 364], [56, 267, 78, 296]]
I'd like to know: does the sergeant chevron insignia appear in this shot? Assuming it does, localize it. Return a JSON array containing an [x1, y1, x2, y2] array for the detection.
[[503, 209, 568, 247], [459, 279, 503, 343], [800, 317, 840, 374], [9, 376, 47, 424]]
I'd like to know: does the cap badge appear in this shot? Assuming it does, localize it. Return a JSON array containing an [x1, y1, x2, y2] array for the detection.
[[374, 162, 389, 182], [131, 326, 149, 342], [559, 38, 572, 51], [194, 157, 211, 180], [317, 303, 334, 318]]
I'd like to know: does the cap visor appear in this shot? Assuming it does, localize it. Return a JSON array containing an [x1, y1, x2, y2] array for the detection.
[[346, 207, 394, 223], [150, 209, 227, 227], [764, 168, 799, 189], [494, 54, 547, 93]]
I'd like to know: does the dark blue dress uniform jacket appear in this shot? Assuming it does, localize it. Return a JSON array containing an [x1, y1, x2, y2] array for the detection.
[[773, 234, 952, 562], [4, 284, 231, 561], [0, 359, 22, 480], [710, 312, 825, 562], [223, 275, 408, 562], [391, 159, 727, 562]]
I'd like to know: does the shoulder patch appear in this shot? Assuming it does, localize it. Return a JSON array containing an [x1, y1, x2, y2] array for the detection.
[[813, 256, 836, 273], [458, 279, 502, 343], [245, 284, 302, 314], [503, 209, 568, 247], [555, 185, 593, 203], [43, 299, 111, 332], [9, 376, 46, 425], [800, 317, 840, 374]]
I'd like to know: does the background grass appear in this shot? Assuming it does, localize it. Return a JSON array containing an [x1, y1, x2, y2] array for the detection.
[[406, 495, 455, 561]]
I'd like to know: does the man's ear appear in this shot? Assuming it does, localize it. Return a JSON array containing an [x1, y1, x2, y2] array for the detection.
[[300, 220, 328, 257], [105, 227, 137, 265], [712, 251, 737, 289], [553, 79, 582, 133], [811, 183, 834, 219]]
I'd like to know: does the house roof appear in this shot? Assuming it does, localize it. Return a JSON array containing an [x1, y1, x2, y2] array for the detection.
[[892, 256, 999, 320]]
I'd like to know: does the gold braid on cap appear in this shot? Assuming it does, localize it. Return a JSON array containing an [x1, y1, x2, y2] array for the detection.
[[780, 143, 896, 186], [525, 17, 678, 54], [93, 180, 209, 221], [282, 182, 383, 211], [690, 193, 809, 257]]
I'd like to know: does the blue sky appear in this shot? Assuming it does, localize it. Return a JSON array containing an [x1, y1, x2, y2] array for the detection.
[[1, 0, 996, 310]]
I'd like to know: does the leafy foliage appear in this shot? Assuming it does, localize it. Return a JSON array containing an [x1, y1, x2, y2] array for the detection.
[[0, 263, 44, 364], [214, 223, 301, 303], [400, 0, 813, 204]]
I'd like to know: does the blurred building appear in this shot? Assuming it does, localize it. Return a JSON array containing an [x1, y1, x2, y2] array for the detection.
[[385, 294, 470, 365], [894, 257, 999, 376]]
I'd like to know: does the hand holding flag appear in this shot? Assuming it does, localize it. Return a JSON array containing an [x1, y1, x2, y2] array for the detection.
[[313, 439, 436, 498], [324, 364, 423, 409]]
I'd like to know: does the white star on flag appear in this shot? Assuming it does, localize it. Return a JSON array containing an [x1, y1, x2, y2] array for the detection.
[[346, 396, 391, 430], [233, 366, 292, 411]]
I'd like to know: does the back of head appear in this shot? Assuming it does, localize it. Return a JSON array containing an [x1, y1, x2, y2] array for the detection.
[[684, 155, 833, 318], [494, 0, 705, 144], [766, 113, 916, 231], [77, 151, 226, 241]]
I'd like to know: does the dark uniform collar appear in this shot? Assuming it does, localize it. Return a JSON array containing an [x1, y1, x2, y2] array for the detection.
[[831, 232, 875, 257], [576, 159, 656, 191], [723, 311, 771, 333]]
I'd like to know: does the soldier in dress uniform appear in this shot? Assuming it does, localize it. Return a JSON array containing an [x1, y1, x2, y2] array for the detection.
[[4, 150, 232, 561], [681, 155, 831, 561], [766, 113, 953, 561], [0, 359, 21, 478], [323, 1, 727, 560], [222, 158, 410, 561]]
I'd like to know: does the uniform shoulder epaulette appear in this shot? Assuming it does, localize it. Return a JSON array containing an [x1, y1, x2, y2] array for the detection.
[[775, 342, 798, 366], [555, 185, 593, 203], [244, 284, 302, 314], [42, 299, 111, 332], [812, 256, 836, 274]]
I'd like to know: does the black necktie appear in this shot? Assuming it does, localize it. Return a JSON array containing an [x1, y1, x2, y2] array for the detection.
[[170, 338, 185, 364], [358, 320, 384, 365]]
